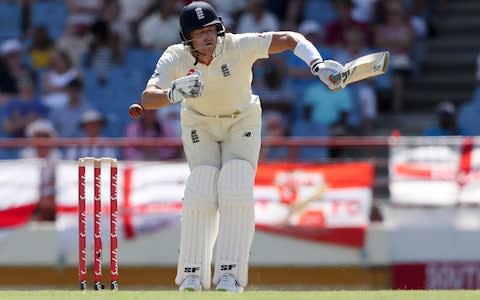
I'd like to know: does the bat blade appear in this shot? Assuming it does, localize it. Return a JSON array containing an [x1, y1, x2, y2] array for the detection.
[[333, 51, 390, 86]]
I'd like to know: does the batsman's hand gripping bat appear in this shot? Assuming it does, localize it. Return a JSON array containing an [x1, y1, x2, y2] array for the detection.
[[332, 51, 390, 88]]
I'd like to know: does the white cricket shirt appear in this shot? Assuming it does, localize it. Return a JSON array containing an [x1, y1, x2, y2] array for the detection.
[[147, 32, 272, 116]]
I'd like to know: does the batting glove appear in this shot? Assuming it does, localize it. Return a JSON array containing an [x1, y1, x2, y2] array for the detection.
[[168, 74, 204, 104], [311, 60, 344, 91]]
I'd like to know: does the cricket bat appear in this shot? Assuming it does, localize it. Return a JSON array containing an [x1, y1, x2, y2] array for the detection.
[[332, 51, 390, 87]]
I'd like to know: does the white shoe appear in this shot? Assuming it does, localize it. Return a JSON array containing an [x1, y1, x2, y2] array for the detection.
[[179, 276, 202, 291], [216, 273, 244, 292]]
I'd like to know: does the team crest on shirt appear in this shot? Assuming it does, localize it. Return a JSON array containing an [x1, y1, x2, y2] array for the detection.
[[191, 129, 199, 143], [220, 64, 231, 77]]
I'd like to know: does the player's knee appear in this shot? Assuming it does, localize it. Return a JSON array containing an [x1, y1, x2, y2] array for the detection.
[[184, 165, 220, 209], [218, 160, 255, 204]]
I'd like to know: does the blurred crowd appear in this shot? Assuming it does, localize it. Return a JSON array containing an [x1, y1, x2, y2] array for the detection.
[[0, 0, 451, 163]]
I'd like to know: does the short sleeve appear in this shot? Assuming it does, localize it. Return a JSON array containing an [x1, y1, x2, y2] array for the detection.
[[235, 32, 272, 61], [146, 47, 178, 89]]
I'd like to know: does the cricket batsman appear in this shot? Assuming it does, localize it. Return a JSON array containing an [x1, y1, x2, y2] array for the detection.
[[128, 1, 343, 292]]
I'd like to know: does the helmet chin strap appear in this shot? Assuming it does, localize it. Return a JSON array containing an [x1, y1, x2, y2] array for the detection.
[[185, 36, 224, 64]]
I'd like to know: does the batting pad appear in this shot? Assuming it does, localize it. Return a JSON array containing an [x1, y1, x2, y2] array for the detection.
[[213, 160, 255, 287], [175, 165, 219, 289]]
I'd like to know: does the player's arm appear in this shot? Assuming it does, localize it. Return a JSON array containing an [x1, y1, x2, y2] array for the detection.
[[141, 71, 204, 109], [127, 85, 170, 119], [131, 77, 204, 118], [268, 31, 343, 90], [131, 75, 204, 118], [141, 85, 171, 110]]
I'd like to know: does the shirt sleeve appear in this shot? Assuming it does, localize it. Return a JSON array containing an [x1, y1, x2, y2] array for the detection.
[[146, 47, 178, 89], [235, 32, 272, 61]]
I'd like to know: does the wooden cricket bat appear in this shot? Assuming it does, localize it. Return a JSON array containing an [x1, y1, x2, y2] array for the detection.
[[333, 51, 390, 87]]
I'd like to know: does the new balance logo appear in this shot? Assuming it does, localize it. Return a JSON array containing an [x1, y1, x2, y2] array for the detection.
[[184, 267, 200, 273], [191, 129, 199, 143], [221, 64, 231, 77], [195, 7, 205, 20], [243, 131, 251, 137], [220, 264, 236, 271]]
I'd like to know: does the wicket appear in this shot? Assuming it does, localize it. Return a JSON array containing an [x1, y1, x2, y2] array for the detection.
[[78, 157, 118, 291]]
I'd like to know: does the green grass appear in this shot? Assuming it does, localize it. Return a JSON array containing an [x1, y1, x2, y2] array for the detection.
[[0, 290, 479, 300]]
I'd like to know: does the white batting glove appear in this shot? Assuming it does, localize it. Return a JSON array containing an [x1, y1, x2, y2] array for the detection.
[[167, 74, 204, 104], [311, 60, 344, 91]]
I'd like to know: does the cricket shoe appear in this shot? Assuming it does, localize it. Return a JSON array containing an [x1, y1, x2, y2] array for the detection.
[[216, 273, 244, 292], [179, 275, 202, 291]]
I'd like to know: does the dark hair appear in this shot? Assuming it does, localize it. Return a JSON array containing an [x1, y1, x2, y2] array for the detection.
[[66, 77, 84, 89]]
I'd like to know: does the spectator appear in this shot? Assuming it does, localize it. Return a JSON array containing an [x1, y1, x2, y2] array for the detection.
[[66, 0, 104, 33], [210, 0, 246, 20], [65, 109, 117, 160], [284, 20, 334, 120], [260, 111, 290, 161], [117, 0, 156, 45], [303, 80, 354, 137], [349, 84, 378, 135], [158, 104, 182, 137], [335, 27, 377, 135], [3, 75, 49, 138], [205, 0, 243, 31], [50, 78, 93, 137], [21, 119, 62, 222], [292, 107, 330, 162], [301, 0, 337, 27], [458, 89, 480, 136], [335, 27, 371, 65], [21, 119, 61, 159], [374, 0, 416, 112], [57, 19, 93, 67], [423, 101, 463, 136], [118, 0, 154, 25], [267, 0, 303, 30], [252, 62, 292, 115], [138, 0, 179, 52], [42, 48, 82, 109], [304, 81, 354, 158], [28, 25, 55, 70], [124, 109, 181, 161], [236, 0, 279, 33], [351, 0, 377, 23], [0, 39, 35, 104], [85, 19, 124, 85], [324, 0, 371, 49], [458, 60, 480, 136], [102, 0, 132, 47]]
